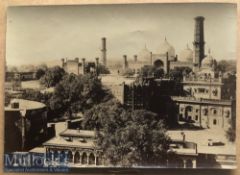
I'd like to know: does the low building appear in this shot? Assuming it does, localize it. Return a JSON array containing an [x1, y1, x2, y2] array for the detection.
[[61, 57, 98, 75], [4, 99, 48, 153], [43, 129, 103, 166]]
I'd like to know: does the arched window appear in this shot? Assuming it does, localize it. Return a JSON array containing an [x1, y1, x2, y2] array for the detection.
[[213, 119, 217, 125], [74, 152, 80, 163], [81, 152, 88, 164], [195, 115, 198, 120], [213, 109, 217, 115], [89, 153, 95, 165]]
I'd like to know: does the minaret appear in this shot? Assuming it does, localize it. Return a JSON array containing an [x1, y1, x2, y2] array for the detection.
[[193, 16, 205, 68], [95, 57, 99, 76], [82, 58, 86, 75], [123, 55, 128, 70], [61, 58, 65, 68], [101, 37, 107, 66], [134, 55, 138, 62]]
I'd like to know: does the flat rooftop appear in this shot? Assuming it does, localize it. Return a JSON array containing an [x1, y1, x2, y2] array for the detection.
[[5, 98, 46, 111], [43, 135, 97, 149], [168, 129, 236, 155], [59, 129, 95, 138], [100, 74, 135, 85]]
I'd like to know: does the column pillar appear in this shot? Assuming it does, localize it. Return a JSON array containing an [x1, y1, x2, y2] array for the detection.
[[94, 154, 97, 166], [64, 151, 69, 164], [72, 151, 76, 164], [57, 150, 61, 164], [183, 159, 187, 168], [87, 153, 90, 165], [51, 151, 54, 163], [192, 159, 197, 168], [79, 152, 82, 165]]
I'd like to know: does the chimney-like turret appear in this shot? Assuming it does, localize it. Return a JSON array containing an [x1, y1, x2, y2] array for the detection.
[[82, 58, 86, 74], [193, 16, 205, 68], [134, 55, 138, 62], [61, 58, 65, 68], [95, 57, 99, 76], [101, 37, 107, 66], [123, 55, 128, 70]]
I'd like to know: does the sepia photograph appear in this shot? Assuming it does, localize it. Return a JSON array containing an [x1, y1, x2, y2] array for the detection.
[[3, 3, 237, 172]]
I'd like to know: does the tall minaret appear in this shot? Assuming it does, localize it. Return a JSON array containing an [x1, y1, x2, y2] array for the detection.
[[101, 37, 107, 66], [193, 16, 205, 68], [123, 55, 128, 70]]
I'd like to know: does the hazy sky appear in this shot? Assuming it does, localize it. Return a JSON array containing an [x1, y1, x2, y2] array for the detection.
[[6, 3, 237, 66]]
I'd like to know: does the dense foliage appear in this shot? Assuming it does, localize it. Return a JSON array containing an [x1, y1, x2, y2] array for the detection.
[[98, 64, 111, 74], [40, 66, 66, 88], [49, 73, 109, 119], [140, 65, 164, 78], [82, 99, 171, 166], [216, 60, 236, 73]]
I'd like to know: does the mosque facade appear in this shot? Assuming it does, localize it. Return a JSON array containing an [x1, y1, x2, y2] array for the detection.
[[120, 16, 235, 131]]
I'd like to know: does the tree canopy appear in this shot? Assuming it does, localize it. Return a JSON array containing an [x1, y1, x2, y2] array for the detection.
[[82, 100, 171, 167], [40, 66, 65, 88], [140, 65, 164, 78], [49, 73, 108, 119], [216, 60, 236, 73], [97, 64, 111, 74]]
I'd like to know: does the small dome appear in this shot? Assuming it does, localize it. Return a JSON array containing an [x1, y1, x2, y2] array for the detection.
[[179, 44, 193, 62], [202, 49, 215, 68], [157, 37, 175, 60], [138, 44, 151, 62]]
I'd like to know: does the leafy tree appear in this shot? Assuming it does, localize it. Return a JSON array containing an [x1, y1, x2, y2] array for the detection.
[[226, 126, 236, 142], [222, 73, 236, 100], [82, 102, 171, 167], [226, 99, 236, 142], [49, 73, 108, 119], [36, 68, 46, 79], [40, 66, 65, 88], [216, 60, 236, 73], [97, 64, 110, 74], [35, 64, 48, 79], [169, 67, 192, 81], [139, 65, 164, 78], [21, 89, 52, 105]]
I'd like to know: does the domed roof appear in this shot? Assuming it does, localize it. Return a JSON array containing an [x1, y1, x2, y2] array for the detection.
[[179, 44, 193, 62], [157, 37, 175, 59], [138, 44, 151, 62], [202, 49, 215, 68]]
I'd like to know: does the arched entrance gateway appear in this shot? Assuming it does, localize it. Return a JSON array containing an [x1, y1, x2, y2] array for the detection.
[[154, 59, 164, 68]]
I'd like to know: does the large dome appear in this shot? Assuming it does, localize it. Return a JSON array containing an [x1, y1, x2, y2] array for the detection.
[[138, 45, 151, 62], [202, 50, 215, 68], [179, 44, 193, 62], [157, 37, 175, 60]]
